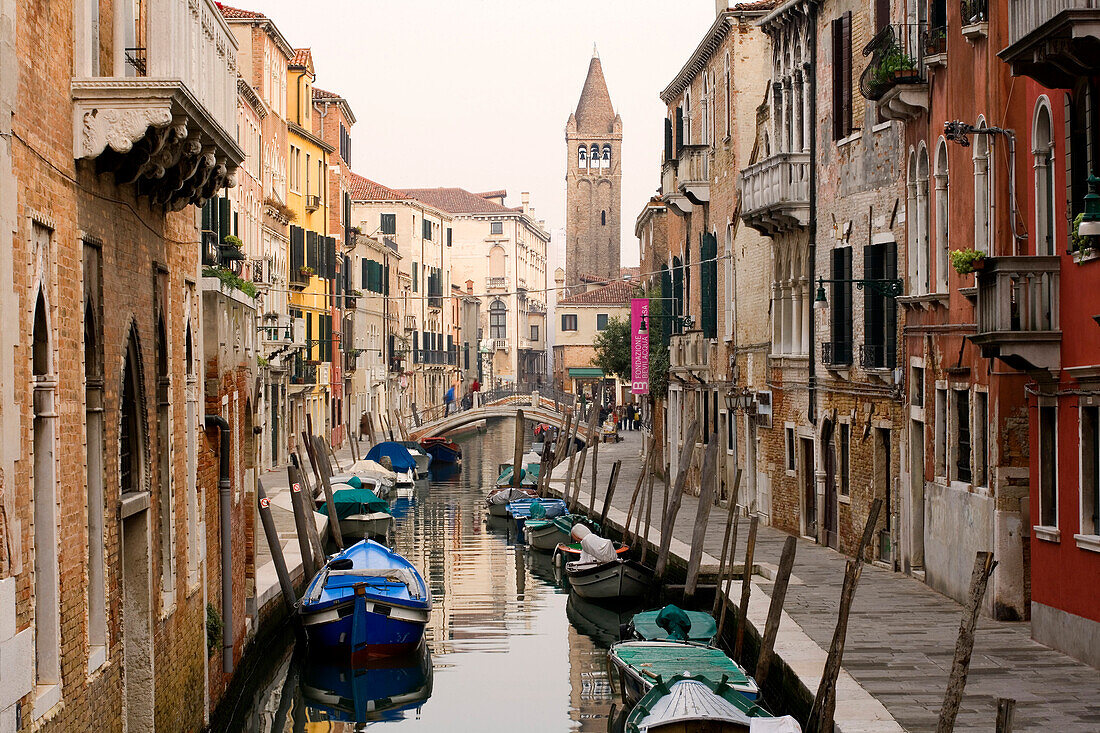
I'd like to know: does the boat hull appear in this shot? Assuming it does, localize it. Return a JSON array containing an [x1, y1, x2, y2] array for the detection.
[[609, 642, 760, 708], [301, 595, 428, 660], [421, 439, 461, 464], [523, 520, 570, 551], [565, 559, 652, 604], [338, 513, 394, 539]]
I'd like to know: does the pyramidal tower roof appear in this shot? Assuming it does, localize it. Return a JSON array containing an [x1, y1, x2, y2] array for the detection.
[[574, 49, 616, 134]]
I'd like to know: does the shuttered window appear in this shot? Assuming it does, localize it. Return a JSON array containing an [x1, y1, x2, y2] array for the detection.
[[290, 226, 305, 273], [412, 262, 418, 292], [362, 258, 369, 290], [660, 266, 673, 347], [675, 107, 684, 156], [380, 213, 396, 235], [664, 117, 673, 162], [700, 233, 718, 339], [831, 12, 853, 141], [672, 256, 684, 334], [830, 247, 853, 365], [863, 241, 898, 369], [875, 0, 890, 31]]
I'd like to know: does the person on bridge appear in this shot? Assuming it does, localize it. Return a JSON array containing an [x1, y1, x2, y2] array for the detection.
[[444, 385, 456, 416]]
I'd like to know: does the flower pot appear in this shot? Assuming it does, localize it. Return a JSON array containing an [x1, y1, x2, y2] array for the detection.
[[971, 258, 986, 272]]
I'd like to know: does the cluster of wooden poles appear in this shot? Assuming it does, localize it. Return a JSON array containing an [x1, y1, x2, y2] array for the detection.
[[533, 404, 1017, 733]]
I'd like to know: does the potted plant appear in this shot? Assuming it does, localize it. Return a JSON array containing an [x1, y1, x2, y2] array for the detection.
[[222, 234, 243, 249], [299, 265, 314, 277], [950, 248, 986, 274], [924, 28, 946, 56], [1071, 213, 1099, 260]]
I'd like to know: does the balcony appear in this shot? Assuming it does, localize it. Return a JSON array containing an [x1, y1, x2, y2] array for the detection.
[[669, 330, 710, 371], [1000, 1, 1100, 88], [738, 152, 810, 235], [72, 0, 242, 210], [305, 194, 321, 212], [859, 343, 895, 371], [403, 315, 417, 332], [859, 24, 929, 121], [486, 276, 508, 290], [290, 360, 317, 386], [290, 267, 311, 289], [260, 314, 293, 347], [494, 338, 510, 352], [528, 300, 546, 314], [821, 341, 853, 369], [661, 160, 692, 215], [971, 256, 1061, 372], [677, 145, 710, 205]]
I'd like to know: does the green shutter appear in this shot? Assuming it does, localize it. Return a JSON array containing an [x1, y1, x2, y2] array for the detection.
[[885, 242, 898, 369], [700, 233, 718, 339]]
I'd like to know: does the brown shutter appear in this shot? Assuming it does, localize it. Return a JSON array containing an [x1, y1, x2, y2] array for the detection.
[[832, 17, 843, 140], [842, 12, 853, 138], [875, 0, 889, 32]]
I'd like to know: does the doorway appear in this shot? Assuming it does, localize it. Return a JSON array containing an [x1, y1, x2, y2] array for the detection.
[[122, 510, 154, 732], [801, 437, 817, 539], [909, 420, 925, 570], [822, 423, 838, 549]]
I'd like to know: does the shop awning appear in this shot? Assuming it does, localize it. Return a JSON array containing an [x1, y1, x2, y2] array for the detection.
[[568, 367, 605, 378]]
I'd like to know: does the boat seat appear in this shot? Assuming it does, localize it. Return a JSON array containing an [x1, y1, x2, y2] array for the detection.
[[326, 567, 424, 599]]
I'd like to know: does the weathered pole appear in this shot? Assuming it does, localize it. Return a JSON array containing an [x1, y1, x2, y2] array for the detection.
[[287, 461, 319, 578], [712, 469, 743, 616], [303, 431, 344, 549], [588, 405, 602, 517], [732, 514, 759, 659], [807, 559, 863, 733], [256, 480, 297, 614], [655, 420, 699, 581], [562, 414, 582, 509], [995, 698, 1016, 733], [511, 409, 526, 488], [554, 411, 573, 466], [598, 460, 622, 528], [715, 513, 741, 640], [856, 498, 884, 563], [325, 435, 343, 473], [684, 441, 720, 601], [754, 535, 798, 688], [936, 551, 997, 733], [623, 437, 656, 544], [639, 462, 658, 565]]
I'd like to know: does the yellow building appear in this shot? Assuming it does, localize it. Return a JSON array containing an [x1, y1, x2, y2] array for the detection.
[[286, 48, 337, 442]]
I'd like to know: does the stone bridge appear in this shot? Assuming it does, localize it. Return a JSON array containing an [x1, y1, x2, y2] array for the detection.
[[406, 389, 590, 443]]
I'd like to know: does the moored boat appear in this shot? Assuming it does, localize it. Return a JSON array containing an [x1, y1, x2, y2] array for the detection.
[[299, 540, 431, 660], [562, 525, 653, 604], [506, 497, 568, 533], [316, 486, 394, 539], [609, 641, 759, 709], [627, 605, 718, 645], [622, 674, 789, 733], [523, 514, 601, 552], [495, 463, 539, 488], [396, 440, 433, 478], [420, 436, 462, 464], [485, 486, 538, 517], [366, 442, 420, 485]]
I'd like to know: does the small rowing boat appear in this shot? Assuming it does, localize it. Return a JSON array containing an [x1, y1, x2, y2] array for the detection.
[[420, 436, 462, 464], [561, 525, 652, 605], [299, 540, 431, 660], [485, 486, 538, 517], [623, 674, 791, 733], [315, 486, 394, 539], [506, 497, 567, 533], [626, 605, 718, 645], [609, 641, 759, 709]]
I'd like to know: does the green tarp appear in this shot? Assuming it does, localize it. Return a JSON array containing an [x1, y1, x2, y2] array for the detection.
[[568, 367, 605, 378], [317, 488, 389, 519], [632, 607, 717, 643], [612, 643, 753, 689]]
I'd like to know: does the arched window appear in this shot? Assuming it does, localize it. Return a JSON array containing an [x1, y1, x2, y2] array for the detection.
[[602, 144, 611, 167], [578, 145, 587, 169], [907, 149, 918, 292], [601, 210, 606, 226], [489, 299, 507, 339], [934, 139, 950, 292], [702, 70, 710, 146], [724, 52, 731, 139], [1033, 99, 1056, 256], [973, 117, 992, 254], [917, 145, 931, 294], [683, 89, 691, 144], [488, 245, 505, 278], [120, 328, 146, 496], [590, 144, 600, 170]]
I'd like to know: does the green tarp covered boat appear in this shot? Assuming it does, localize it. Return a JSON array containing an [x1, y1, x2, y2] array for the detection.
[[628, 605, 718, 645], [623, 674, 782, 733], [609, 641, 759, 708], [316, 487, 393, 538]]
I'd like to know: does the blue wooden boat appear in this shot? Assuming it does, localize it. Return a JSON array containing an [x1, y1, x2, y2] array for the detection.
[[300, 643, 433, 723], [299, 540, 431, 660], [366, 442, 419, 479], [506, 497, 567, 533], [420, 436, 462, 464]]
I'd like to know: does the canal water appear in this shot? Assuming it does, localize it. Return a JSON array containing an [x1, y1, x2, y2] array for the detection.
[[226, 418, 637, 732]]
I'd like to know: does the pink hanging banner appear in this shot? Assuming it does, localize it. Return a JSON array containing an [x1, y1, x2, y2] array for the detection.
[[631, 298, 650, 395]]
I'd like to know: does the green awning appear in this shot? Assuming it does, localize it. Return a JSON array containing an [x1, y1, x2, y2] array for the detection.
[[569, 367, 605, 378]]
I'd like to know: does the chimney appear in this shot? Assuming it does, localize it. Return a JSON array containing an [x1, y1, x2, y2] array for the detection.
[[521, 192, 530, 213], [466, 279, 474, 294]]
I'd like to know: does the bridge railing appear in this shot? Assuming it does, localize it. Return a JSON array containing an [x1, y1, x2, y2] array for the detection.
[[402, 383, 579, 434]]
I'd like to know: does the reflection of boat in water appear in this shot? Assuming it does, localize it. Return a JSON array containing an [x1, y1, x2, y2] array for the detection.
[[300, 642, 433, 724], [566, 593, 642, 646], [525, 544, 562, 587]]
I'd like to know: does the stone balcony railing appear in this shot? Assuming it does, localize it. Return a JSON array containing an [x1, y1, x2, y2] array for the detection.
[[72, 0, 243, 210], [677, 144, 710, 205], [661, 159, 692, 215], [669, 330, 710, 371], [1000, 0, 1100, 87], [738, 152, 810, 235], [486, 276, 508, 290], [971, 256, 1061, 372]]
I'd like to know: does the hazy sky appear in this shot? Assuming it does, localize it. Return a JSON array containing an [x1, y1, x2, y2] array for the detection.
[[247, 0, 716, 267]]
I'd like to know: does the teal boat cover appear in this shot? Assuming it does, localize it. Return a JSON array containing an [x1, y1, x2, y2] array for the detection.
[[656, 605, 693, 641], [529, 499, 547, 519], [633, 607, 717, 643], [612, 643, 754, 690], [317, 488, 389, 519]]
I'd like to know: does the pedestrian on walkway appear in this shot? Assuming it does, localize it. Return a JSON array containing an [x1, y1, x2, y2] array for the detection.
[[444, 385, 455, 416]]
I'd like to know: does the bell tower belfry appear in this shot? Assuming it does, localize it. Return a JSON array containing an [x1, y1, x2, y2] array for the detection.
[[565, 47, 622, 294]]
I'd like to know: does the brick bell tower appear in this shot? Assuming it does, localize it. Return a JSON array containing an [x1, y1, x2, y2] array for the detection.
[[565, 46, 622, 295]]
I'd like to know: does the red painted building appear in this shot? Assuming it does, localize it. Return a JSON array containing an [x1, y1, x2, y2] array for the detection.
[[1000, 1, 1100, 668]]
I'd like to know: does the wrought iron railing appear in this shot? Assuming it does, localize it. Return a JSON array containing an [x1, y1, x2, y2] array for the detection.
[[859, 343, 895, 370], [860, 23, 927, 102], [961, 0, 988, 24], [821, 341, 853, 367]]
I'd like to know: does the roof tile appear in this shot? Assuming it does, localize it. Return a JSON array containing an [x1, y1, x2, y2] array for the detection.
[[347, 173, 408, 202], [402, 187, 515, 214], [558, 279, 636, 306], [216, 3, 265, 19]]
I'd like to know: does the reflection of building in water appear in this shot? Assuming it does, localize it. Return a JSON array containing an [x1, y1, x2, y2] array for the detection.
[[567, 623, 614, 731]]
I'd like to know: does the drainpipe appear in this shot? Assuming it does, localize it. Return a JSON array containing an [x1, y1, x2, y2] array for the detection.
[[204, 414, 234, 674], [807, 5, 818, 426]]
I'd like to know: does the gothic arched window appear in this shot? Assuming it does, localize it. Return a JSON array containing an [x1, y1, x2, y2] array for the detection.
[[934, 138, 950, 292], [489, 299, 507, 339], [1032, 99, 1056, 256], [120, 329, 146, 495], [602, 144, 611, 167], [578, 145, 587, 168], [590, 144, 601, 169]]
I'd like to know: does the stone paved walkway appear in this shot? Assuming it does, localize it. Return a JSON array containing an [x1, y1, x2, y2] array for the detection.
[[551, 430, 1100, 733]]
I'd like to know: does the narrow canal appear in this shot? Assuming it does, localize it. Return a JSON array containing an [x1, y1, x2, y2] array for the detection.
[[224, 418, 634, 732]]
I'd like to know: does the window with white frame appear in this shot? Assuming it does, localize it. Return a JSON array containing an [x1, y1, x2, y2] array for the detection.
[[491, 221, 503, 235], [973, 117, 992, 254], [933, 139, 949, 292], [724, 52, 731, 139], [935, 387, 947, 478], [701, 71, 710, 146], [1038, 403, 1058, 528], [1033, 100, 1057, 256], [1081, 404, 1100, 536], [785, 427, 796, 472]]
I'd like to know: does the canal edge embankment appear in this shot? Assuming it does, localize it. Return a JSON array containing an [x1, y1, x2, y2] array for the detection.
[[545, 461, 904, 733]]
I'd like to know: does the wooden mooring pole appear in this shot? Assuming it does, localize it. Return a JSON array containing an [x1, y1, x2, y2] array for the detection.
[[754, 535, 798, 688], [256, 480, 297, 614], [303, 431, 344, 549], [511, 409, 526, 488], [684, 441, 720, 602], [623, 437, 656, 544], [655, 420, 699, 581], [287, 461, 320, 578], [995, 698, 1016, 733], [712, 469, 743, 617], [639, 460, 658, 565], [936, 551, 997, 733], [598, 460, 622, 528], [715, 513, 741, 640], [732, 514, 759, 659]]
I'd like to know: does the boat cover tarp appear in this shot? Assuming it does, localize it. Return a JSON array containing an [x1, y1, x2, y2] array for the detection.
[[637, 679, 754, 729], [749, 718, 802, 732], [365, 442, 417, 473], [326, 475, 363, 489], [633, 608, 717, 643], [613, 643, 754, 690], [488, 487, 531, 505], [317, 488, 389, 519], [529, 499, 547, 519], [341, 459, 399, 483], [656, 605, 693, 641], [580, 533, 617, 563]]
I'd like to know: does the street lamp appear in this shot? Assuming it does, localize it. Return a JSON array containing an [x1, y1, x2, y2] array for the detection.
[[724, 386, 756, 413], [1079, 175, 1100, 237], [813, 276, 904, 310]]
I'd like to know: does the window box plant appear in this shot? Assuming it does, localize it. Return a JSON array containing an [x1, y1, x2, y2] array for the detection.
[[950, 248, 986, 274], [299, 265, 315, 277], [1072, 213, 1099, 262]]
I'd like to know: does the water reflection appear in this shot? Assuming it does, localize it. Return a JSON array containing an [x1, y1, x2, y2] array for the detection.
[[231, 419, 616, 732]]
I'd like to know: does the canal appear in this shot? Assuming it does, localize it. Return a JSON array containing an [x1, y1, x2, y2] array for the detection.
[[223, 418, 634, 732]]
